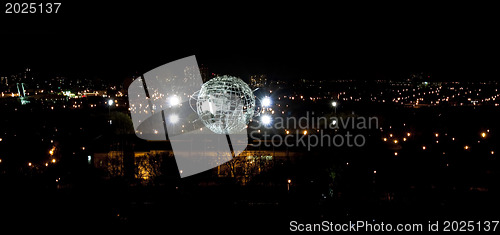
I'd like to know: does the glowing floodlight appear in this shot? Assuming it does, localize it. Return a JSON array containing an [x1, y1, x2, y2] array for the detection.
[[262, 96, 272, 107], [169, 114, 179, 124], [261, 115, 272, 125], [169, 95, 180, 106]]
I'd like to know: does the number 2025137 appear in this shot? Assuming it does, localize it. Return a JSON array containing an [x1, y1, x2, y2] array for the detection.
[[5, 3, 61, 14]]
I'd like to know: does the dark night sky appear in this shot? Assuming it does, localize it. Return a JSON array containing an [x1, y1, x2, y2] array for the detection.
[[1, 1, 499, 82]]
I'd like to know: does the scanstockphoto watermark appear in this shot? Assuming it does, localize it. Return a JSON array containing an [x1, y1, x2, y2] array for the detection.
[[249, 112, 379, 150]]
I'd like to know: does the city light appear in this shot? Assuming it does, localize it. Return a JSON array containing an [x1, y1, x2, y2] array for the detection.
[[261, 96, 272, 107], [4, 62, 500, 223], [261, 115, 272, 125], [49, 146, 55, 156]]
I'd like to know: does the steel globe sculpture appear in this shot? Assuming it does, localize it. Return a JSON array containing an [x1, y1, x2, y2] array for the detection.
[[196, 75, 255, 134]]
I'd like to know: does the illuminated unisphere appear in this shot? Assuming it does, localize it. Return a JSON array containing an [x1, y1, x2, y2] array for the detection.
[[196, 75, 255, 134]]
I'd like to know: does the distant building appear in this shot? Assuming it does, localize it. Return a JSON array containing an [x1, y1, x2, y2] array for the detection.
[[250, 74, 267, 89], [0, 76, 7, 87]]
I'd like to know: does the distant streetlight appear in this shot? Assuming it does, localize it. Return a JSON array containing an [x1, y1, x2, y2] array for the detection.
[[331, 101, 337, 114], [108, 99, 113, 118]]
